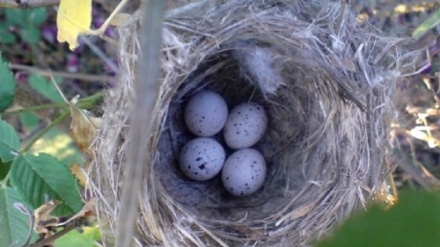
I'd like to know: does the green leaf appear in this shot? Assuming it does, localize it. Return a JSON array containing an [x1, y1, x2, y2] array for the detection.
[[0, 29, 17, 44], [315, 190, 440, 247], [27, 8, 48, 26], [0, 161, 12, 180], [0, 187, 37, 247], [28, 74, 64, 103], [4, 9, 25, 26], [413, 8, 440, 39], [10, 153, 83, 216], [19, 112, 40, 129], [55, 226, 101, 247], [0, 120, 20, 162], [20, 24, 41, 45], [0, 54, 16, 111]]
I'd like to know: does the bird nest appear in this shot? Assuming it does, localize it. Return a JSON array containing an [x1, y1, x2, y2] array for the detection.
[[90, 0, 419, 246]]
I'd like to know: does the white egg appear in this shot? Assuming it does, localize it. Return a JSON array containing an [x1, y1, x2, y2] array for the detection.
[[223, 102, 267, 149], [184, 90, 228, 137], [222, 148, 266, 197], [179, 137, 226, 181]]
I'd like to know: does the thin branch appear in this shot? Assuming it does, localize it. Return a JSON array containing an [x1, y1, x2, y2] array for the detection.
[[0, 0, 59, 8], [1, 91, 103, 117], [28, 222, 77, 247], [116, 0, 164, 246], [83, 0, 128, 36], [2, 102, 67, 117], [9, 63, 114, 83], [79, 36, 119, 73]]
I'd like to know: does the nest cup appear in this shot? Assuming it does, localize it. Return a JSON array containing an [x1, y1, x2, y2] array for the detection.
[[90, 0, 418, 246]]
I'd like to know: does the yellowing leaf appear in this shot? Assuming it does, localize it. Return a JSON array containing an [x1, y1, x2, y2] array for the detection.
[[69, 96, 100, 156], [49, 77, 100, 156], [56, 0, 92, 50], [70, 163, 87, 188]]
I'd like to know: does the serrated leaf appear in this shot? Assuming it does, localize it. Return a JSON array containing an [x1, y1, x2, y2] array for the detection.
[[10, 153, 83, 216], [0, 188, 37, 247], [0, 54, 16, 111], [0, 120, 20, 162], [315, 190, 440, 247], [56, 0, 92, 50]]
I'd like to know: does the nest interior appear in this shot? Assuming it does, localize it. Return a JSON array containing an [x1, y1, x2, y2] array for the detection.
[[90, 0, 420, 246]]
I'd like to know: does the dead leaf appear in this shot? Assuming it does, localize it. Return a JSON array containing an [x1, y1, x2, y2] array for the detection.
[[33, 200, 62, 234], [57, 198, 96, 227], [70, 163, 88, 187], [50, 79, 100, 156], [69, 96, 100, 156]]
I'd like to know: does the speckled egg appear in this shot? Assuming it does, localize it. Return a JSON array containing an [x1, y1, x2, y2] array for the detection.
[[223, 102, 268, 149], [179, 137, 226, 181], [184, 90, 228, 137], [221, 148, 266, 197]]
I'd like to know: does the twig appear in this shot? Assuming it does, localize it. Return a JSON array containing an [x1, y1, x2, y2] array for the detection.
[[9, 63, 114, 83], [1, 91, 103, 117], [0, 0, 59, 8], [79, 36, 119, 73], [83, 0, 128, 36], [116, 0, 164, 246], [28, 222, 77, 247]]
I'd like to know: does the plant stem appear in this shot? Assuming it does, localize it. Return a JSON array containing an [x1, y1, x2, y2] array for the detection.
[[20, 111, 70, 153], [2, 102, 68, 116], [116, 0, 164, 246], [9, 63, 114, 82], [1, 91, 103, 117], [28, 223, 77, 247]]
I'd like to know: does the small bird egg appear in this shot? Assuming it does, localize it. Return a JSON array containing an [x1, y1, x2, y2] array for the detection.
[[221, 148, 266, 197], [224, 102, 268, 149], [184, 90, 228, 137], [179, 137, 226, 181]]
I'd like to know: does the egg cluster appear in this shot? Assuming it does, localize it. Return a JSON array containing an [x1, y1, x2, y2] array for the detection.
[[179, 89, 268, 197]]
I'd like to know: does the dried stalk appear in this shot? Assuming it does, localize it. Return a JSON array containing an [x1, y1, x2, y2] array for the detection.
[[115, 1, 164, 246]]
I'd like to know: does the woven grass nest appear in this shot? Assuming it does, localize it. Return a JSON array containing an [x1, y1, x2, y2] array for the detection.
[[90, 0, 419, 246]]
